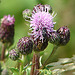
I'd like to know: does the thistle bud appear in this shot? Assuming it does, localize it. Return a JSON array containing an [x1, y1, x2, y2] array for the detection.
[[57, 26, 70, 45], [17, 37, 33, 55], [22, 9, 32, 21], [49, 31, 60, 45], [0, 15, 15, 44], [9, 49, 19, 61]]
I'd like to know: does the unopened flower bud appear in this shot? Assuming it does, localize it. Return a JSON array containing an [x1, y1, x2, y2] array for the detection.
[[9, 49, 19, 61], [49, 31, 60, 45], [17, 37, 33, 55], [57, 26, 70, 45], [22, 9, 32, 21], [0, 15, 15, 44]]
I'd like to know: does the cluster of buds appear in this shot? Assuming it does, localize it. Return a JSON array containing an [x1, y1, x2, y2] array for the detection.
[[9, 4, 70, 61], [0, 15, 15, 44]]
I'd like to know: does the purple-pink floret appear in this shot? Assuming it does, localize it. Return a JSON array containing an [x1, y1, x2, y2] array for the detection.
[[30, 11, 56, 41], [29, 4, 56, 42], [1, 15, 15, 26]]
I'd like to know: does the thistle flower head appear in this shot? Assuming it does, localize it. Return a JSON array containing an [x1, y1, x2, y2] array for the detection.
[[29, 4, 56, 42], [1, 15, 15, 26], [0, 15, 15, 44], [9, 49, 19, 61], [17, 37, 33, 55]]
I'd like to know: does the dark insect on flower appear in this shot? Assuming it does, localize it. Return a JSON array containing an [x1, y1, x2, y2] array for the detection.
[[57, 26, 70, 45], [17, 37, 33, 55], [9, 49, 19, 61]]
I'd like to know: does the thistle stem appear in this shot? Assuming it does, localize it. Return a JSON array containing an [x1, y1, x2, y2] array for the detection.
[[34, 52, 40, 75], [40, 45, 58, 69], [1, 43, 6, 61], [30, 53, 35, 75]]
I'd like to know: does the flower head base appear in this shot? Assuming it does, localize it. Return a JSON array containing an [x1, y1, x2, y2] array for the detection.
[[1, 15, 15, 26], [33, 37, 48, 52], [57, 26, 70, 45], [17, 37, 33, 55], [0, 15, 15, 44], [9, 49, 19, 61]]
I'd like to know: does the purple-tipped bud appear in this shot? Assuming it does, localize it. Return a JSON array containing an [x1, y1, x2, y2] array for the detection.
[[49, 31, 60, 45], [57, 26, 70, 45], [0, 15, 15, 44], [17, 37, 33, 55], [22, 9, 32, 21], [9, 49, 19, 61]]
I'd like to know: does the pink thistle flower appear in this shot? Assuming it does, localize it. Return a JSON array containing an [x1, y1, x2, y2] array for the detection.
[[1, 15, 15, 26], [0, 15, 15, 43], [29, 4, 56, 42]]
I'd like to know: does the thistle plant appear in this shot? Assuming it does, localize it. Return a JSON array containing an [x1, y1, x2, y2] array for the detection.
[[8, 4, 70, 75], [0, 15, 15, 60]]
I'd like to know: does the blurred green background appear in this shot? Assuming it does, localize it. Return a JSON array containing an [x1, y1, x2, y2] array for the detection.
[[0, 0, 75, 66]]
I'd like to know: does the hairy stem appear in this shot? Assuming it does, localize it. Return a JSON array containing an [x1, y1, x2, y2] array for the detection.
[[30, 53, 35, 75], [34, 52, 40, 75], [1, 43, 6, 61], [40, 45, 58, 69]]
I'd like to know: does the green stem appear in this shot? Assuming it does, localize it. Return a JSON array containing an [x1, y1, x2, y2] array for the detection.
[[40, 45, 58, 69], [19, 55, 26, 75], [19, 63, 23, 75], [30, 52, 35, 75]]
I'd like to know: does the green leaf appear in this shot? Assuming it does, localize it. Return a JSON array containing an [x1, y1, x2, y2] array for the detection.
[[23, 63, 32, 71], [39, 69, 52, 75], [9, 67, 19, 73]]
